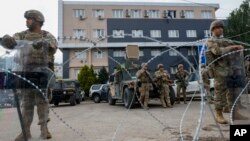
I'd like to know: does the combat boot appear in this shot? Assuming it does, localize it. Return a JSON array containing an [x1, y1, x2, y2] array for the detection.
[[15, 130, 32, 141], [166, 100, 173, 108], [40, 124, 52, 139], [160, 99, 167, 108], [176, 98, 180, 104], [223, 106, 230, 113], [167, 104, 173, 108], [239, 103, 247, 109], [215, 110, 228, 124], [234, 111, 249, 120]]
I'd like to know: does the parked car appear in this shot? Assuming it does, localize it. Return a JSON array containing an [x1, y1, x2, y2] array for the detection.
[[172, 72, 214, 99], [51, 79, 83, 106], [89, 84, 109, 103]]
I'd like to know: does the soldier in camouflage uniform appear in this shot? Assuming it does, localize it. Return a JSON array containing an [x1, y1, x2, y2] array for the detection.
[[201, 65, 213, 104], [1, 10, 57, 140], [206, 20, 248, 124], [175, 64, 189, 104], [155, 64, 173, 108], [245, 55, 250, 79], [136, 63, 151, 109]]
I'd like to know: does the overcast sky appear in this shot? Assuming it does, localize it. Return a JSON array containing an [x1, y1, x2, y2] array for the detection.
[[0, 0, 245, 63]]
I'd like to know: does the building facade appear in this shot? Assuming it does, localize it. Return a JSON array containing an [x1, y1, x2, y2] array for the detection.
[[58, 0, 219, 79]]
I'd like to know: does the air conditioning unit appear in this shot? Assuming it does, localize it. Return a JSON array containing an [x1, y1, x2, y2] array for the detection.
[[98, 15, 104, 20], [125, 9, 130, 17], [79, 15, 86, 20], [163, 10, 168, 18], [144, 10, 148, 18], [180, 10, 185, 18]]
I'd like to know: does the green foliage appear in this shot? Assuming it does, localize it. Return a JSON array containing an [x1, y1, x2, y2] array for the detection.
[[97, 66, 109, 84], [77, 65, 97, 95], [225, 0, 250, 44]]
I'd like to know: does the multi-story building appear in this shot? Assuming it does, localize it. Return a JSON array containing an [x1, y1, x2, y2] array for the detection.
[[58, 0, 219, 79]]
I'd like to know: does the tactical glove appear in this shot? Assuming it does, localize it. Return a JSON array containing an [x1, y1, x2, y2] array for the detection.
[[1, 34, 17, 49]]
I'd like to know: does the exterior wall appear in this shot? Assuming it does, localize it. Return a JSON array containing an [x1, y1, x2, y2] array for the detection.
[[107, 19, 214, 42], [59, 0, 219, 79]]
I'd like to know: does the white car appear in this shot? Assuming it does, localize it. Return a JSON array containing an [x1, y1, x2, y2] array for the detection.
[[172, 79, 214, 98]]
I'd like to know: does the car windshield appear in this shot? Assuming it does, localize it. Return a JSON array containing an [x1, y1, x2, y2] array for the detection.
[[92, 85, 101, 90], [62, 82, 75, 88], [53, 83, 61, 89]]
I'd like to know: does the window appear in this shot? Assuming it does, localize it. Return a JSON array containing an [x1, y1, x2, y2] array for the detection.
[[189, 63, 195, 73], [94, 69, 101, 74], [112, 9, 123, 18], [93, 29, 105, 38], [170, 67, 178, 74], [131, 9, 141, 18], [73, 9, 84, 18], [74, 69, 80, 79], [93, 9, 104, 18], [204, 30, 211, 38], [166, 10, 176, 18], [113, 50, 125, 57], [75, 51, 87, 60], [151, 50, 161, 57], [168, 30, 179, 38], [139, 51, 144, 57], [188, 48, 197, 56], [150, 30, 161, 38], [73, 29, 85, 38], [148, 10, 160, 18], [169, 50, 178, 56], [94, 51, 104, 59], [132, 30, 143, 38], [113, 30, 124, 38], [185, 10, 194, 19], [201, 10, 212, 19], [186, 30, 197, 38]]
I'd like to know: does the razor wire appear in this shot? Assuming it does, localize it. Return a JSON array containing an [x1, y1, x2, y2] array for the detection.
[[1, 33, 250, 140]]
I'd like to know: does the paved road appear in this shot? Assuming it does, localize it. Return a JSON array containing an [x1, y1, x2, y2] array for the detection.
[[0, 99, 237, 141]]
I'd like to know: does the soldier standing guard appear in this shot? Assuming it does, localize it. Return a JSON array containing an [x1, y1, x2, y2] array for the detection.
[[155, 64, 173, 108], [1, 10, 57, 140], [136, 63, 151, 110], [175, 64, 189, 104], [206, 20, 248, 124]]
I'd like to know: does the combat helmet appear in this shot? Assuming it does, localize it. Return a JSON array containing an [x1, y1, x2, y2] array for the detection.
[[24, 10, 45, 23], [157, 64, 164, 69], [210, 20, 224, 31]]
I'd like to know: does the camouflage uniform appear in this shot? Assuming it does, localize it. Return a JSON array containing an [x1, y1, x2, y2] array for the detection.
[[1, 10, 57, 140], [207, 20, 248, 123], [155, 70, 172, 108], [201, 66, 213, 103], [207, 36, 234, 111], [136, 65, 151, 109], [175, 66, 189, 104]]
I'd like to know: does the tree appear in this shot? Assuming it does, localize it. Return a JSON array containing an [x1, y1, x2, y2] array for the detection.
[[77, 65, 97, 95], [97, 67, 109, 84], [225, 0, 250, 44]]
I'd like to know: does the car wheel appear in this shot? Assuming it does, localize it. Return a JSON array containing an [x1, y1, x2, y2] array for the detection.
[[54, 101, 59, 106], [124, 88, 136, 109], [93, 94, 101, 103], [76, 98, 81, 104], [169, 86, 176, 105], [108, 90, 116, 105], [70, 95, 76, 106]]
